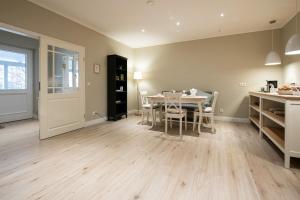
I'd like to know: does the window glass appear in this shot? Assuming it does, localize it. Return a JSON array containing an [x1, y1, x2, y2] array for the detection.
[[48, 52, 54, 93], [0, 65, 4, 89], [47, 45, 79, 94], [0, 49, 26, 90], [7, 65, 26, 89]]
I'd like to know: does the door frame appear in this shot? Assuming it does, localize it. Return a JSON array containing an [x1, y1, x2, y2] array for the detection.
[[39, 36, 86, 139], [0, 22, 86, 139]]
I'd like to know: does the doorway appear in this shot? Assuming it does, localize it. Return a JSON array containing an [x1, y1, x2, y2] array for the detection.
[[0, 25, 86, 140], [0, 42, 33, 123]]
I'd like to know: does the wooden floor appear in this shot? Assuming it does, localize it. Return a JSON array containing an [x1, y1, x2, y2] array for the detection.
[[0, 117, 299, 200]]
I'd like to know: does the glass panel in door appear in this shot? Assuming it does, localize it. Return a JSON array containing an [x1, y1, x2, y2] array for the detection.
[[47, 45, 79, 94]]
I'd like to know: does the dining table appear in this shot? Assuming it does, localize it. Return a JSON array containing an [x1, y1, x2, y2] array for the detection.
[[147, 94, 208, 133]]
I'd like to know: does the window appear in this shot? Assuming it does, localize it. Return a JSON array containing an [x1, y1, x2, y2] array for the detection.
[[0, 65, 4, 89], [48, 45, 79, 93], [0, 49, 26, 90]]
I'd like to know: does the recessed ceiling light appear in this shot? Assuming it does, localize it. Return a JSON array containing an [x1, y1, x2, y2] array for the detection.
[[220, 13, 224, 17], [146, 0, 154, 6], [176, 22, 181, 26], [141, 29, 145, 32]]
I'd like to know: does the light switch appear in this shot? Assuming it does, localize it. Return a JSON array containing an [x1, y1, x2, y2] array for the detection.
[[94, 64, 100, 73]]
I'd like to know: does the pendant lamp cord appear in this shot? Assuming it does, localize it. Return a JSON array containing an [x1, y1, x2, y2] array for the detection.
[[297, 0, 299, 33], [271, 30, 274, 50]]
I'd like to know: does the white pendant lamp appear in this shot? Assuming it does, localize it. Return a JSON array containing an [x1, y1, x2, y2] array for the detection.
[[285, 34, 300, 55], [285, 0, 300, 55], [265, 20, 281, 66], [265, 51, 282, 66]]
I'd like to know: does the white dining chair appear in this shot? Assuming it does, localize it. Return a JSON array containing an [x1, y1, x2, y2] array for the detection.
[[193, 91, 219, 133], [164, 92, 187, 138], [140, 90, 159, 125]]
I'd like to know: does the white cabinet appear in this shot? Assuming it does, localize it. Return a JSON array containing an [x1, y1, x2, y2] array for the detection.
[[249, 92, 300, 168], [285, 101, 300, 167]]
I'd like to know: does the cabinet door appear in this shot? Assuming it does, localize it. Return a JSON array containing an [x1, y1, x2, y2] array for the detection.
[[285, 101, 300, 156]]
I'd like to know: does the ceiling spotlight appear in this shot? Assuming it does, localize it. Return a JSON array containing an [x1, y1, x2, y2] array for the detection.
[[220, 13, 224, 17], [146, 0, 154, 6], [141, 29, 145, 32], [176, 22, 181, 26]]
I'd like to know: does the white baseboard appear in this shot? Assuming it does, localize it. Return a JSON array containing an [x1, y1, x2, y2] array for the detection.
[[84, 117, 107, 127], [128, 110, 249, 123], [33, 114, 38, 120], [128, 110, 138, 115], [215, 116, 249, 123]]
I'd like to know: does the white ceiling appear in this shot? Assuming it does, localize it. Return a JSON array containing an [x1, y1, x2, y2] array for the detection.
[[29, 0, 297, 48]]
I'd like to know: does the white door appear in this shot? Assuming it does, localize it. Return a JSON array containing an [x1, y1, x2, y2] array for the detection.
[[39, 36, 85, 139], [0, 44, 33, 123]]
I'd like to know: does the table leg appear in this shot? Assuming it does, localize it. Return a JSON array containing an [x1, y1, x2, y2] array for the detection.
[[151, 101, 154, 128], [159, 103, 163, 124], [197, 102, 203, 134]]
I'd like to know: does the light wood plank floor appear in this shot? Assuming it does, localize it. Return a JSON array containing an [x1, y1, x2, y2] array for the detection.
[[0, 117, 299, 200]]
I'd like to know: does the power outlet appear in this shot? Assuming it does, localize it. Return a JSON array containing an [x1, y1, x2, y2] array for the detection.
[[219, 108, 224, 113]]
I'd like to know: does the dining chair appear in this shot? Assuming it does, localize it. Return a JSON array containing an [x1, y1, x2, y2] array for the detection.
[[193, 91, 219, 133], [164, 92, 187, 138], [140, 90, 159, 125]]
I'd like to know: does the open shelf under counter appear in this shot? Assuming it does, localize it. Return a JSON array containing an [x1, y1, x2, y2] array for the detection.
[[261, 126, 285, 151], [261, 110, 285, 127], [250, 105, 260, 112], [249, 91, 300, 168], [249, 116, 260, 127]]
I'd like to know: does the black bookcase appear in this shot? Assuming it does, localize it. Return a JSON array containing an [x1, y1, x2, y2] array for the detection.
[[107, 54, 128, 121]]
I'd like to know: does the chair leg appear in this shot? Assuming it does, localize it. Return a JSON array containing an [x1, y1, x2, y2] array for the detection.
[[151, 109, 154, 127], [193, 112, 197, 131], [159, 106, 162, 123], [147, 112, 149, 123], [165, 116, 168, 133], [198, 114, 202, 134], [211, 116, 216, 133], [179, 117, 182, 138], [141, 111, 144, 125], [185, 114, 187, 131], [153, 109, 156, 126]]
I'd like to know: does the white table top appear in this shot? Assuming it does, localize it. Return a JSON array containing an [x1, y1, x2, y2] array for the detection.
[[147, 95, 207, 103]]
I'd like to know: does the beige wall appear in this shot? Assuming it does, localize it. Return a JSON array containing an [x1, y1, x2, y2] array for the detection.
[[281, 12, 300, 84], [1, 0, 296, 120], [135, 30, 283, 118], [0, 0, 136, 121]]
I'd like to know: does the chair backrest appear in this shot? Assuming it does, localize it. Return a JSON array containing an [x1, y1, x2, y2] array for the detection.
[[211, 91, 219, 112], [139, 90, 148, 105], [164, 92, 183, 113]]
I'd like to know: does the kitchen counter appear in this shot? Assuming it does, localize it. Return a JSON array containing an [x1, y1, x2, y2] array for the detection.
[[249, 91, 300, 100], [249, 92, 300, 168]]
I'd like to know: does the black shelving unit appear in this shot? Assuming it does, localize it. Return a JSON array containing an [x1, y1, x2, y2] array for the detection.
[[107, 54, 128, 121]]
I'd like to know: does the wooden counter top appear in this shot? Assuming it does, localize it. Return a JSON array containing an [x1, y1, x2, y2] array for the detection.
[[249, 91, 300, 100]]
